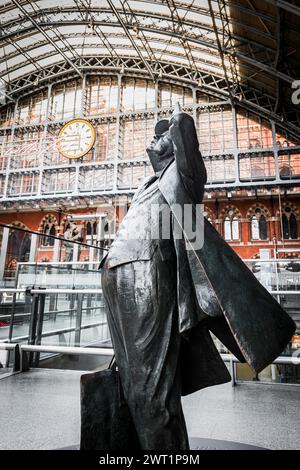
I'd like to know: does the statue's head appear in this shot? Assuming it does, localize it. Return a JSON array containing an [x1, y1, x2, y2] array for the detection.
[[146, 119, 174, 175]]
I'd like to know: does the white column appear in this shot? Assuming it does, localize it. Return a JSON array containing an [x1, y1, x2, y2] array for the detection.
[[271, 364, 277, 381], [72, 243, 79, 263], [0, 227, 9, 282], [89, 246, 95, 270], [259, 248, 271, 290], [29, 234, 38, 262], [53, 238, 60, 262], [96, 214, 107, 263]]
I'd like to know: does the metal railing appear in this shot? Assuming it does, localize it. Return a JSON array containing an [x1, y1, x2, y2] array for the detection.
[[0, 286, 110, 369], [1, 339, 299, 387], [221, 354, 300, 387], [16, 261, 102, 290], [0, 281, 299, 384]]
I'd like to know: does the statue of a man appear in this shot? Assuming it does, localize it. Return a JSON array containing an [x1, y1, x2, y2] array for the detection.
[[63, 222, 83, 262], [100, 106, 295, 450]]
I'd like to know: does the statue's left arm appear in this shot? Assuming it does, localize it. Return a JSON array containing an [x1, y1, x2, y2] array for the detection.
[[169, 111, 207, 203]]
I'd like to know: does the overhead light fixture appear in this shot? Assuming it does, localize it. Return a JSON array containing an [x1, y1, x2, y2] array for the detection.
[[120, 65, 125, 74]]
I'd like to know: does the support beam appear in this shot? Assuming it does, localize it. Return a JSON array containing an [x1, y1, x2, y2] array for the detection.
[[264, 0, 300, 16], [208, 0, 236, 102], [11, 0, 83, 79], [106, 0, 156, 81]]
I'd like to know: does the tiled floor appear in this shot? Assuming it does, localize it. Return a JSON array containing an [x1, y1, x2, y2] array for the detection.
[[0, 368, 299, 450]]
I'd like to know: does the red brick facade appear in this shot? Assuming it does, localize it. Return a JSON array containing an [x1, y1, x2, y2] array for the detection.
[[1, 194, 299, 269]]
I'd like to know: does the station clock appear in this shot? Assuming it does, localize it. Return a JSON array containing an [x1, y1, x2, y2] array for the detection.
[[57, 118, 95, 159]]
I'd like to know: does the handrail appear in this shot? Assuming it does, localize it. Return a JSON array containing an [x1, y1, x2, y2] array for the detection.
[[220, 353, 300, 366], [1, 343, 298, 384], [1, 345, 297, 365], [18, 264, 100, 273], [20, 344, 113, 356], [0, 287, 297, 296], [19, 261, 100, 266], [269, 291, 300, 294], [0, 288, 26, 293], [0, 288, 102, 295], [0, 343, 19, 351], [30, 288, 103, 294]]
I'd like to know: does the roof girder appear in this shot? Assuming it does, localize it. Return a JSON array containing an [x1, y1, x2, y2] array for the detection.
[[0, 10, 297, 87]]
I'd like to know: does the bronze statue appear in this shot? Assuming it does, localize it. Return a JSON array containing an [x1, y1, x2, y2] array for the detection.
[[100, 105, 295, 450], [63, 222, 83, 262]]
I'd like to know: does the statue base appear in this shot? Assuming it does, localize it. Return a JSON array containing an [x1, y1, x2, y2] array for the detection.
[[59, 438, 266, 450]]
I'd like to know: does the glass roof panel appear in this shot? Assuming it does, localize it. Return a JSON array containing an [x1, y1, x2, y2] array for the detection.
[[0, 0, 299, 141]]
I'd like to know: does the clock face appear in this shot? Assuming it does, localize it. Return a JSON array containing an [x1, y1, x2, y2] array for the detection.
[[57, 118, 95, 159]]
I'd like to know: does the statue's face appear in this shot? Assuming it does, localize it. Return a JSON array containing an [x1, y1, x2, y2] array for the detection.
[[146, 131, 174, 174]]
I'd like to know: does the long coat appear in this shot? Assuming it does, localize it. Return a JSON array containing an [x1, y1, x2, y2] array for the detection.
[[157, 112, 296, 395]]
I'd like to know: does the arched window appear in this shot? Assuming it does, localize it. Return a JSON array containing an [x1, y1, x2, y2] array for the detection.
[[93, 221, 98, 235], [224, 209, 239, 241], [86, 220, 98, 240], [250, 208, 268, 240], [43, 224, 50, 246], [49, 225, 55, 243], [281, 207, 298, 239], [86, 222, 92, 236], [5, 223, 31, 277], [41, 216, 56, 246]]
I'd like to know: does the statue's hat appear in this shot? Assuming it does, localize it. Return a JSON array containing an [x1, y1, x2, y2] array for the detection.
[[154, 119, 170, 136]]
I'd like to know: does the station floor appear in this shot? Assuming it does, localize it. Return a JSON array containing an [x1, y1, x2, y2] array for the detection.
[[0, 368, 299, 450]]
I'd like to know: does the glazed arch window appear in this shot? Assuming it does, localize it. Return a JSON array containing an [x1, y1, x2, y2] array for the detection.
[[251, 208, 268, 240], [281, 207, 298, 240], [224, 209, 240, 241], [41, 217, 56, 246]]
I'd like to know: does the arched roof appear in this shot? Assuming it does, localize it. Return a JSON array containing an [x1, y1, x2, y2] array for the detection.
[[1, 0, 300, 137]]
